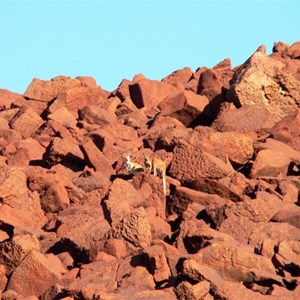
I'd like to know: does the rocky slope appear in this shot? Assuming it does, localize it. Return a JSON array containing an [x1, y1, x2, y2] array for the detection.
[[0, 41, 300, 299]]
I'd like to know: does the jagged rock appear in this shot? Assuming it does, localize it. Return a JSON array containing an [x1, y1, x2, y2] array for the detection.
[[193, 240, 277, 283], [250, 149, 291, 178], [9, 106, 44, 138], [174, 280, 210, 300], [169, 143, 234, 183], [0, 234, 40, 276], [81, 137, 115, 177], [227, 49, 300, 121], [144, 245, 171, 283], [103, 178, 143, 226], [162, 67, 193, 87], [211, 104, 277, 133], [7, 250, 61, 297], [0, 89, 24, 110], [79, 105, 117, 126], [270, 108, 300, 150], [189, 126, 254, 165], [47, 106, 77, 128], [107, 207, 152, 249], [1, 42, 300, 298], [158, 90, 210, 126], [129, 78, 178, 109]]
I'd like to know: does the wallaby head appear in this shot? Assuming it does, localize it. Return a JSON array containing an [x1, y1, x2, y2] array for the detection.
[[123, 152, 131, 160]]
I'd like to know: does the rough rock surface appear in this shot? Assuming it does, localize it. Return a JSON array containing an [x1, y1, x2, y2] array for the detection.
[[0, 41, 300, 299]]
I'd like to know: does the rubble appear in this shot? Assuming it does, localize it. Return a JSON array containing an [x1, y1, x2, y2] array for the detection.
[[0, 41, 300, 299]]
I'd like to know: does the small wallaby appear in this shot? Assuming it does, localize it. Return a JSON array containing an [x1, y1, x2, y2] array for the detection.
[[123, 152, 144, 175]]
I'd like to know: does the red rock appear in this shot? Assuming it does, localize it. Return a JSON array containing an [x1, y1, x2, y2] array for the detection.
[[176, 218, 236, 253], [269, 284, 300, 299], [55, 204, 110, 257], [218, 192, 287, 243], [227, 49, 300, 121], [60, 268, 79, 287], [72, 170, 111, 202], [144, 245, 171, 283], [76, 76, 98, 88], [56, 252, 74, 269], [197, 60, 233, 115], [182, 258, 225, 287], [45, 136, 85, 168], [117, 265, 155, 292], [9, 106, 44, 138], [47, 106, 77, 129], [142, 116, 189, 151], [271, 209, 300, 229], [175, 280, 210, 300], [185, 67, 208, 93], [66, 253, 118, 296], [23, 76, 82, 102], [256, 138, 300, 164], [270, 108, 300, 150], [81, 138, 114, 177], [189, 126, 254, 165], [0, 234, 40, 276], [0, 89, 24, 110], [89, 121, 141, 164], [0, 204, 36, 229], [0, 116, 9, 130], [250, 149, 291, 178], [197, 67, 230, 99], [44, 253, 67, 275], [169, 186, 230, 215], [1, 290, 19, 300], [273, 240, 300, 273], [107, 207, 152, 249], [272, 40, 300, 59], [278, 180, 299, 203], [123, 109, 149, 133], [162, 67, 193, 87], [194, 240, 277, 283], [7, 250, 61, 297], [0, 108, 23, 123], [27, 170, 70, 213], [0, 129, 23, 153], [0, 230, 9, 242], [146, 208, 171, 240], [48, 85, 110, 116], [249, 222, 300, 250], [158, 90, 210, 126], [211, 104, 276, 133], [169, 143, 234, 183], [104, 238, 127, 259], [0, 168, 47, 228], [130, 172, 167, 218], [129, 78, 177, 109], [79, 105, 116, 126], [0, 264, 7, 293], [112, 79, 132, 101], [103, 178, 143, 226], [114, 98, 138, 118], [5, 138, 45, 167]]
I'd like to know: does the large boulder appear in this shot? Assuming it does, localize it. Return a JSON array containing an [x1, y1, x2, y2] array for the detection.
[[227, 48, 300, 121]]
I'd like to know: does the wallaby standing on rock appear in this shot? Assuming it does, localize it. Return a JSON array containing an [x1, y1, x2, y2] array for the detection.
[[143, 153, 167, 195], [123, 153, 144, 175]]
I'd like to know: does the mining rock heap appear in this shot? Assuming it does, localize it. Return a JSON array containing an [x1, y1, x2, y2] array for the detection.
[[0, 41, 300, 299]]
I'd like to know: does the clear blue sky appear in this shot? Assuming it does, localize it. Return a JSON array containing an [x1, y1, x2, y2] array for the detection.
[[0, 0, 299, 94]]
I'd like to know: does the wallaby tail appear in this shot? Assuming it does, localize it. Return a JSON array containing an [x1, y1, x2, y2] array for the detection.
[[162, 174, 166, 196]]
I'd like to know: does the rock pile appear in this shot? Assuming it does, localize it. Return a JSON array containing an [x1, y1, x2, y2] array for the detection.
[[0, 41, 300, 299]]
